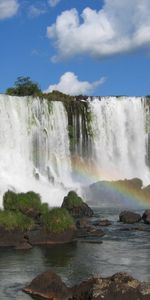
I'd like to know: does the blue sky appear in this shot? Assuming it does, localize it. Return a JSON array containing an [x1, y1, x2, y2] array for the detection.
[[0, 0, 150, 96]]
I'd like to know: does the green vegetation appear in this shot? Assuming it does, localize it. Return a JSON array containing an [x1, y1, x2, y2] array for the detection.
[[41, 207, 75, 233], [63, 191, 83, 209], [68, 125, 76, 151], [2, 190, 75, 234], [0, 210, 34, 231], [86, 108, 94, 137], [3, 190, 42, 213], [6, 76, 42, 97], [42, 90, 74, 102]]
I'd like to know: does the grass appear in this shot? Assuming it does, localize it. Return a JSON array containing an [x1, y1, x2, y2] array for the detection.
[[0, 210, 34, 231], [3, 190, 42, 212], [63, 191, 83, 209], [41, 208, 75, 233]]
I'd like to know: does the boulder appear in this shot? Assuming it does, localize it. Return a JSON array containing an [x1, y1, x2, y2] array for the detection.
[[119, 211, 141, 224], [142, 210, 150, 224], [23, 271, 150, 300], [15, 241, 32, 250], [28, 227, 75, 245], [76, 218, 91, 229], [0, 226, 25, 247], [23, 270, 71, 300], [62, 191, 94, 218], [92, 219, 112, 227], [76, 227, 105, 238]]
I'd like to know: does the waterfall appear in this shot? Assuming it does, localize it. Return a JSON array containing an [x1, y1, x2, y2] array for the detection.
[[0, 94, 149, 207], [89, 97, 150, 184], [0, 95, 73, 207]]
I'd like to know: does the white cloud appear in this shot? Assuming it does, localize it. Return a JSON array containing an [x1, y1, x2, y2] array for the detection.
[[45, 72, 106, 95], [0, 0, 19, 20], [48, 0, 60, 7], [28, 4, 46, 18], [47, 0, 150, 60]]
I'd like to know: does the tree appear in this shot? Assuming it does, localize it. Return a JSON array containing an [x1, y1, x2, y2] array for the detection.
[[6, 76, 41, 96]]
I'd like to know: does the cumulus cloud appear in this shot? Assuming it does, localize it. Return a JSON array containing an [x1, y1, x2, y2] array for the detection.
[[0, 0, 19, 20], [45, 72, 106, 95], [48, 0, 60, 7], [47, 0, 150, 60]]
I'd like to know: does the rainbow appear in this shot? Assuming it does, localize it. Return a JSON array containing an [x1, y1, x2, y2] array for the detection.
[[72, 156, 150, 208]]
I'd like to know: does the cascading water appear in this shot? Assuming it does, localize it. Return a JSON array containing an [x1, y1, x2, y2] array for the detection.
[[0, 94, 150, 207], [0, 95, 73, 207], [89, 97, 150, 184]]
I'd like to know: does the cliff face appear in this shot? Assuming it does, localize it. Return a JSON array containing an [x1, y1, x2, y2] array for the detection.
[[64, 100, 93, 158]]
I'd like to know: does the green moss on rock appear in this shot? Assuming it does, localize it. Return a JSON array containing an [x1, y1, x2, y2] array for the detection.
[[0, 210, 34, 231], [62, 191, 83, 209], [41, 207, 75, 233], [3, 190, 42, 213]]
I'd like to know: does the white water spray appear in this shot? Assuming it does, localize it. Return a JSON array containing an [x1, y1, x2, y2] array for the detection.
[[0, 95, 150, 207], [0, 95, 73, 207], [89, 97, 150, 184]]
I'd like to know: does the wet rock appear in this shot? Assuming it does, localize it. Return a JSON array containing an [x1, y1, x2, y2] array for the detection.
[[92, 219, 112, 227], [120, 226, 150, 232], [142, 210, 150, 224], [28, 228, 75, 245], [23, 270, 71, 300], [62, 191, 94, 218], [119, 211, 141, 224], [76, 227, 105, 238], [23, 271, 150, 300], [15, 241, 32, 250], [76, 218, 91, 229], [0, 227, 25, 247]]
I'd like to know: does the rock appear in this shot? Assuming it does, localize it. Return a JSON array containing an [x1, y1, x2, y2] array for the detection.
[[62, 191, 94, 218], [73, 272, 150, 300], [76, 218, 91, 228], [79, 239, 103, 244], [142, 210, 150, 224], [28, 228, 75, 245], [119, 211, 141, 224], [23, 271, 150, 300], [15, 241, 32, 250], [0, 226, 25, 247], [92, 219, 112, 226], [120, 226, 150, 232], [76, 227, 105, 238], [85, 178, 144, 207], [142, 185, 150, 195], [0, 223, 76, 249], [23, 270, 71, 300]]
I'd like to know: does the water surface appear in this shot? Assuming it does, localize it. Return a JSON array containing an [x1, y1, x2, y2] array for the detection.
[[0, 207, 150, 299]]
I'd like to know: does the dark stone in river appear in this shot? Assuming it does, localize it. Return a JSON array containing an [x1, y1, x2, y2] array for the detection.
[[119, 210, 141, 224], [142, 210, 150, 224], [92, 219, 112, 226], [0, 226, 25, 247], [27, 227, 75, 245], [23, 271, 150, 300], [0, 225, 75, 248], [15, 241, 32, 250], [23, 270, 71, 300], [76, 218, 91, 229], [62, 191, 94, 218]]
